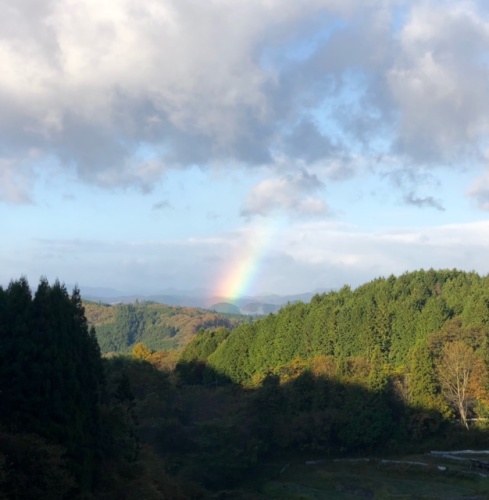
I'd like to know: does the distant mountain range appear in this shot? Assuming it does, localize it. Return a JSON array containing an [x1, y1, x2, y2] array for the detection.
[[78, 285, 333, 315]]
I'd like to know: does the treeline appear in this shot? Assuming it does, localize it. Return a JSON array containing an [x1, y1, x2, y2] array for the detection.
[[0, 279, 200, 498], [84, 300, 248, 354], [181, 269, 489, 428], [199, 270, 486, 373], [3, 270, 489, 497], [0, 278, 103, 496]]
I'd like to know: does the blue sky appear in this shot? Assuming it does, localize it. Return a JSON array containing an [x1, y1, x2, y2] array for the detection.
[[2, 0, 489, 298]]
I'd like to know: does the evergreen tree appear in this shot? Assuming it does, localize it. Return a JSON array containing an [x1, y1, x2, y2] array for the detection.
[[408, 341, 438, 408], [0, 278, 104, 492]]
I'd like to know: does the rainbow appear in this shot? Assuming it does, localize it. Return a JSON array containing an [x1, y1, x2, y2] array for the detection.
[[216, 222, 275, 302]]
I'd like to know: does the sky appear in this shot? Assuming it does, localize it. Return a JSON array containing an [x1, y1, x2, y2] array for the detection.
[[2, 0, 489, 299]]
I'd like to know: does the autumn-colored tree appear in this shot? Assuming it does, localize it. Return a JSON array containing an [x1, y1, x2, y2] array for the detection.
[[147, 349, 180, 372], [437, 341, 483, 429], [132, 342, 153, 360]]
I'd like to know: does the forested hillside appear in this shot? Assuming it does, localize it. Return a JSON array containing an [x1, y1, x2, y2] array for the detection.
[[0, 279, 217, 498], [203, 269, 489, 381], [83, 300, 248, 353], [3, 271, 489, 498], [180, 269, 489, 431]]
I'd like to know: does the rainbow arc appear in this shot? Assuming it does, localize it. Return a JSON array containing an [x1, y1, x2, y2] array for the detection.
[[216, 222, 275, 302]]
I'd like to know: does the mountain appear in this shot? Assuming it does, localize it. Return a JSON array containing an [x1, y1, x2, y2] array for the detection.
[[209, 302, 242, 315], [83, 300, 249, 354], [186, 269, 489, 384], [79, 286, 334, 313]]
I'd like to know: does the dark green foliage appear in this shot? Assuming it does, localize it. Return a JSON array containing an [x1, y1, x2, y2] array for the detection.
[[336, 386, 394, 451], [98, 269, 489, 496], [207, 270, 489, 383], [0, 278, 207, 497], [0, 432, 76, 499], [102, 356, 254, 491], [179, 327, 231, 364], [182, 420, 259, 490], [4, 270, 489, 497], [408, 341, 439, 408], [100, 360, 140, 465], [95, 304, 179, 353], [176, 327, 231, 383], [249, 374, 287, 447], [241, 369, 402, 455], [0, 278, 104, 493]]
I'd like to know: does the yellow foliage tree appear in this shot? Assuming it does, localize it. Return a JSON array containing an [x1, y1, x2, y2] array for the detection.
[[132, 342, 152, 361]]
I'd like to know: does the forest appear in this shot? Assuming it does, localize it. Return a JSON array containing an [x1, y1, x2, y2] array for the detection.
[[83, 300, 248, 353], [1, 269, 489, 498]]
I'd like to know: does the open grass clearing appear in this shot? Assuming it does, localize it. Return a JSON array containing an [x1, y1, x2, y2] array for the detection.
[[243, 453, 489, 499]]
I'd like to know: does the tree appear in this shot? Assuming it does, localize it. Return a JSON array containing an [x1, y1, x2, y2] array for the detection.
[[368, 346, 388, 392], [408, 341, 438, 408], [0, 432, 75, 499], [0, 278, 104, 492], [132, 342, 153, 360], [437, 341, 480, 429]]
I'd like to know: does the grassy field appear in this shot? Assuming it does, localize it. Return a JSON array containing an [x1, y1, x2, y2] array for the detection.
[[235, 452, 489, 499]]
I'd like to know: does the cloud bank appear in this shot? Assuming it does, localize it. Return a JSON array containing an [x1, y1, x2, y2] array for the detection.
[[1, 0, 489, 215], [13, 218, 489, 296]]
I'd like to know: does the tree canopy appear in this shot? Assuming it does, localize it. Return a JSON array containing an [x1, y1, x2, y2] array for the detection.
[[0, 278, 104, 492]]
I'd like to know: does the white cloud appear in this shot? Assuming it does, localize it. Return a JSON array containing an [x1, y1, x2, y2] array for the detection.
[[388, 2, 489, 162], [241, 169, 328, 217], [268, 219, 489, 291], [1, 0, 489, 215], [19, 218, 489, 295], [0, 1, 353, 176]]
